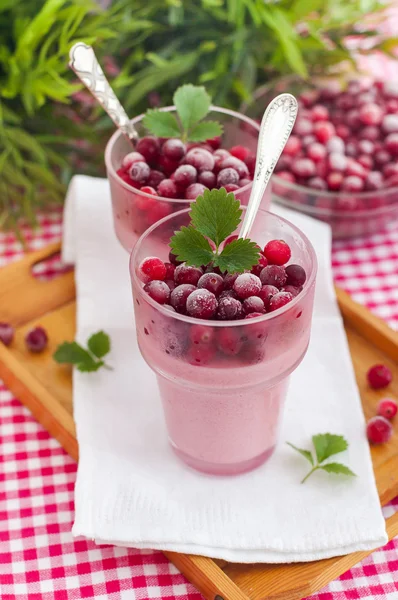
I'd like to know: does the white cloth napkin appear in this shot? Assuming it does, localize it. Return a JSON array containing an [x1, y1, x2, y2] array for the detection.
[[63, 175, 387, 563]]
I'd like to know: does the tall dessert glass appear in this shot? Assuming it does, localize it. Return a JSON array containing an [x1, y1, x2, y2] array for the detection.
[[105, 106, 270, 252], [130, 208, 317, 476]]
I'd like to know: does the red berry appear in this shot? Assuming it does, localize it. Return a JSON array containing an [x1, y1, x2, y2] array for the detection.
[[243, 296, 265, 315], [285, 264, 306, 287], [385, 133, 398, 156], [268, 291, 293, 312], [122, 151, 145, 170], [219, 289, 238, 301], [164, 262, 175, 280], [144, 280, 170, 304], [233, 273, 262, 299], [357, 155, 373, 171], [0, 322, 14, 346], [276, 171, 295, 184], [157, 179, 178, 198], [244, 154, 256, 175], [291, 158, 316, 178], [223, 272, 239, 289], [263, 239, 291, 266], [275, 155, 293, 173], [198, 272, 224, 296], [198, 170, 216, 188], [116, 168, 134, 185], [130, 161, 150, 184], [186, 289, 218, 319], [367, 364, 393, 389], [147, 170, 165, 188], [294, 119, 313, 136], [365, 171, 384, 191], [214, 149, 231, 172], [257, 285, 278, 309], [140, 186, 157, 197], [138, 257, 167, 283], [217, 168, 239, 187], [307, 143, 327, 162], [174, 264, 203, 286], [259, 265, 287, 289], [378, 397, 397, 420], [311, 104, 329, 122], [283, 135, 302, 156], [224, 183, 239, 192], [189, 324, 215, 345], [239, 178, 252, 187], [335, 124, 350, 140], [168, 251, 183, 266], [357, 140, 374, 155], [207, 136, 221, 150], [185, 148, 214, 172], [25, 326, 48, 353], [328, 153, 348, 173], [299, 90, 319, 106], [283, 285, 301, 297], [219, 156, 249, 179], [162, 138, 186, 160], [136, 136, 160, 163], [173, 164, 197, 188], [188, 343, 216, 366], [374, 150, 392, 166], [346, 160, 366, 179], [367, 416, 392, 444], [170, 284, 196, 314], [230, 145, 251, 161], [308, 177, 327, 190], [185, 183, 207, 199], [217, 296, 243, 320], [251, 254, 268, 277], [359, 126, 380, 141], [359, 103, 383, 126], [217, 328, 243, 355], [158, 155, 179, 176], [313, 121, 335, 143]]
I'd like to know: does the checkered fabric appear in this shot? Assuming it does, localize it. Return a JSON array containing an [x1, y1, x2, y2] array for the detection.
[[0, 210, 397, 600]]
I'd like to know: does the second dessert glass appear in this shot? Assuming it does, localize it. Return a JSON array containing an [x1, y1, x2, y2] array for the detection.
[[130, 208, 317, 476]]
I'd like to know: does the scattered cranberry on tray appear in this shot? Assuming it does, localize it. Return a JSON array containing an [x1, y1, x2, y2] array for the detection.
[[25, 326, 48, 353], [0, 322, 15, 347], [367, 364, 393, 389], [378, 398, 397, 420], [367, 415, 393, 444]]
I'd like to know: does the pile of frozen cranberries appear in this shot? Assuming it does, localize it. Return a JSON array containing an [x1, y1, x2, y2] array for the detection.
[[116, 137, 255, 200], [275, 79, 398, 199], [137, 239, 305, 321]]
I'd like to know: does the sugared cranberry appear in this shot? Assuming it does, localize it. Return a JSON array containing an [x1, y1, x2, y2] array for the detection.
[[367, 416, 392, 444], [291, 158, 316, 178], [223, 272, 239, 289], [217, 328, 242, 355], [259, 265, 287, 288], [385, 134, 398, 156], [25, 326, 48, 353], [294, 119, 313, 136], [136, 136, 160, 163], [359, 103, 383, 125], [243, 296, 265, 315], [313, 121, 335, 143], [186, 289, 218, 319], [138, 257, 166, 283], [0, 322, 14, 346], [173, 165, 197, 188], [307, 143, 327, 162], [311, 105, 329, 121], [121, 151, 145, 170], [158, 155, 179, 176], [130, 161, 150, 184], [285, 264, 306, 287], [233, 273, 262, 299], [140, 186, 157, 197], [367, 364, 393, 389], [263, 239, 291, 266], [251, 254, 268, 277], [170, 284, 196, 313], [257, 285, 278, 309], [219, 289, 238, 301], [384, 81, 398, 98], [230, 145, 251, 161], [157, 179, 178, 198], [145, 202, 172, 225], [378, 398, 397, 420], [341, 175, 364, 192], [168, 251, 183, 266], [275, 155, 293, 172], [328, 153, 348, 172], [185, 183, 207, 199], [164, 262, 175, 280], [299, 90, 319, 106], [326, 137, 345, 156], [198, 170, 216, 188], [188, 343, 216, 366], [144, 280, 170, 304], [346, 160, 366, 178], [357, 155, 373, 170], [268, 291, 293, 312], [283, 285, 301, 297], [217, 168, 239, 187], [217, 296, 242, 320], [308, 177, 327, 190], [365, 171, 384, 191], [383, 164, 398, 178], [185, 148, 214, 172], [357, 140, 374, 155], [189, 324, 215, 345], [174, 264, 203, 286], [244, 154, 256, 175], [283, 136, 302, 156], [207, 136, 222, 150], [326, 172, 343, 191], [359, 126, 380, 141], [374, 150, 392, 165], [276, 171, 295, 183], [219, 156, 249, 178], [198, 272, 224, 296], [335, 124, 350, 140], [162, 138, 186, 160], [147, 170, 165, 188], [166, 280, 176, 291]]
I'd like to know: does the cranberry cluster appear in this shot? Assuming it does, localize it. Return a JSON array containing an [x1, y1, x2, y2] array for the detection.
[[275, 80, 398, 201], [116, 136, 255, 200], [366, 364, 396, 444]]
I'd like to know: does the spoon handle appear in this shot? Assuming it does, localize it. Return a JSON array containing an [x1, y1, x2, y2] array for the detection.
[[69, 42, 138, 142], [239, 93, 298, 239]]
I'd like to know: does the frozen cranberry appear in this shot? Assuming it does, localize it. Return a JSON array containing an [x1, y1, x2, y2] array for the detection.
[[268, 291, 293, 312], [158, 155, 179, 176], [173, 165, 197, 188], [116, 168, 133, 185], [387, 99, 398, 113], [285, 264, 306, 287], [311, 104, 329, 121], [130, 161, 150, 184], [207, 136, 221, 150], [307, 143, 327, 162], [308, 177, 327, 190], [335, 124, 350, 140], [217, 296, 242, 320], [365, 171, 384, 191], [144, 280, 170, 304], [233, 273, 262, 299], [136, 136, 160, 163], [346, 160, 366, 179], [164, 262, 175, 280], [185, 148, 214, 172], [263, 240, 291, 266], [378, 398, 397, 420], [198, 170, 216, 188], [188, 343, 216, 366], [345, 109, 362, 130], [257, 285, 278, 309], [357, 140, 374, 155], [302, 135, 316, 148], [359, 103, 383, 125], [251, 254, 268, 277], [294, 119, 313, 136], [326, 136, 345, 155], [299, 90, 319, 106], [157, 179, 178, 198], [386, 174, 398, 188], [384, 81, 398, 98], [162, 138, 186, 160], [276, 171, 296, 184], [243, 296, 265, 315], [170, 284, 196, 314], [291, 158, 316, 178], [244, 153, 256, 175], [223, 272, 239, 290], [147, 170, 165, 188], [189, 324, 215, 345], [259, 265, 287, 288], [375, 150, 392, 166], [345, 142, 357, 158], [121, 151, 145, 170], [25, 326, 48, 353], [217, 328, 243, 355], [219, 156, 249, 179], [336, 94, 355, 111], [0, 322, 14, 346], [230, 145, 251, 161], [359, 126, 380, 141], [174, 264, 203, 286], [219, 289, 238, 301], [198, 272, 224, 296], [186, 289, 218, 319], [328, 153, 348, 172], [383, 164, 398, 178], [217, 168, 239, 187], [314, 121, 335, 143], [367, 416, 392, 444], [283, 285, 301, 297], [239, 178, 252, 187], [283, 135, 302, 156], [341, 175, 364, 192], [275, 155, 293, 173], [213, 149, 230, 173], [185, 183, 207, 199], [166, 280, 176, 291], [140, 186, 157, 197], [367, 364, 393, 389], [386, 134, 398, 156], [357, 155, 373, 171], [138, 256, 167, 283], [168, 251, 183, 266]]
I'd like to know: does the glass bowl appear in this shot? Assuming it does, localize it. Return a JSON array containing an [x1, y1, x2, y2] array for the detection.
[[105, 106, 271, 252]]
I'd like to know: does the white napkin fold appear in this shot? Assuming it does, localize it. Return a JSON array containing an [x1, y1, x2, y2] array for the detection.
[[64, 175, 387, 563]]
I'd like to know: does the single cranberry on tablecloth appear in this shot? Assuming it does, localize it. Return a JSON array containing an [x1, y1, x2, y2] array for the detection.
[[0, 210, 397, 600]]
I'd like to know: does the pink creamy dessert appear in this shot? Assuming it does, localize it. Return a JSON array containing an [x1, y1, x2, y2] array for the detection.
[[130, 209, 317, 475]]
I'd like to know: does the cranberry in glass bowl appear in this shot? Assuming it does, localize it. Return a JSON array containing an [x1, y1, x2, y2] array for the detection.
[[105, 106, 270, 252], [247, 78, 398, 238]]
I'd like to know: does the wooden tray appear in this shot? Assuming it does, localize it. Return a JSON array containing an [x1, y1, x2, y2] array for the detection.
[[0, 242, 397, 600]]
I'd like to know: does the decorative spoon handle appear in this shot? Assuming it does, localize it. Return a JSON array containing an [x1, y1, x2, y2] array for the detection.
[[69, 42, 138, 142], [239, 93, 298, 239]]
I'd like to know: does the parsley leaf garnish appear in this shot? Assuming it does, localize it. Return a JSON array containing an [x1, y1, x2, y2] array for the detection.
[[53, 331, 113, 373]]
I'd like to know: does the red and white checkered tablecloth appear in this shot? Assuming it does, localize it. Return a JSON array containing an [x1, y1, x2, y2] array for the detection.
[[0, 210, 397, 600]]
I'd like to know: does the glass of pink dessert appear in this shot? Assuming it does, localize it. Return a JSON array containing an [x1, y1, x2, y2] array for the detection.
[[130, 207, 317, 476], [105, 107, 270, 252]]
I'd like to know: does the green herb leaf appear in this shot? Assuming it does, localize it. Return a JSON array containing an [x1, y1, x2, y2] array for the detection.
[[173, 84, 211, 131], [190, 188, 242, 248], [53, 341, 92, 365], [87, 331, 111, 359], [142, 109, 181, 138], [78, 358, 104, 373], [189, 120, 223, 142], [320, 463, 356, 477], [286, 442, 314, 466], [170, 226, 215, 267], [215, 238, 261, 273], [312, 434, 348, 464]]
